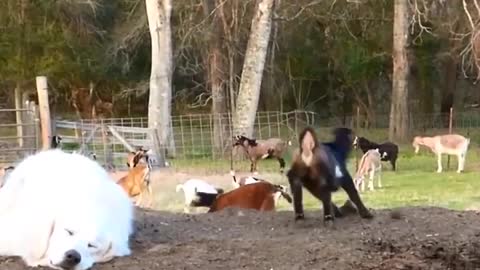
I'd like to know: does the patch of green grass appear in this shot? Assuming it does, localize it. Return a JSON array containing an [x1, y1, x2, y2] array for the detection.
[[155, 144, 480, 212]]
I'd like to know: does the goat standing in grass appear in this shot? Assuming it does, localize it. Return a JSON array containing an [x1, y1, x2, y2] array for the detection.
[[176, 179, 224, 213], [412, 134, 470, 173], [287, 127, 373, 227], [117, 149, 153, 207], [353, 136, 398, 171], [233, 135, 288, 174], [354, 149, 382, 192]]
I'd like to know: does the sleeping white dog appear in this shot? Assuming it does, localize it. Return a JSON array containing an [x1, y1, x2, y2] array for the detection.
[[0, 149, 134, 270]]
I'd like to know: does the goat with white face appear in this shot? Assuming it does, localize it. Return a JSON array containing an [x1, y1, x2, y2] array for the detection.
[[354, 148, 382, 192], [176, 179, 224, 213], [412, 134, 470, 173]]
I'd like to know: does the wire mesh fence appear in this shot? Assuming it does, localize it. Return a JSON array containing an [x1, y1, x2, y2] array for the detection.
[[0, 105, 40, 164], [2, 108, 480, 172], [48, 110, 480, 173]]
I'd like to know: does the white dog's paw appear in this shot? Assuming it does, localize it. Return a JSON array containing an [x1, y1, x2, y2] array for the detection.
[[23, 257, 54, 269]]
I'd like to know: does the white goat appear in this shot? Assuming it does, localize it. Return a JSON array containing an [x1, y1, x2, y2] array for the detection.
[[230, 170, 288, 205], [176, 179, 223, 213], [230, 170, 261, 189], [412, 134, 470, 173], [354, 148, 382, 192]]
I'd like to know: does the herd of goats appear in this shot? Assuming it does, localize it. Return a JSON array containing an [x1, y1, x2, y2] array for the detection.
[[0, 126, 472, 225]]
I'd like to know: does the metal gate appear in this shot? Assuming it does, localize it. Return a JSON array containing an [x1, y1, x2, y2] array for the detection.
[[0, 103, 39, 165]]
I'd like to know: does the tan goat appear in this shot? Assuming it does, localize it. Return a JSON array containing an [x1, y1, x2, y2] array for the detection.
[[354, 149, 382, 192], [412, 134, 470, 173], [117, 149, 153, 207]]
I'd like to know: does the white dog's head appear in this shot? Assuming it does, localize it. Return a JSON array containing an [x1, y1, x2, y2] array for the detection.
[[43, 203, 131, 270], [44, 217, 118, 270]]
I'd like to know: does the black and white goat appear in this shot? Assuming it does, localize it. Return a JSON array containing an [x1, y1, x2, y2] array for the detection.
[[286, 127, 373, 227], [176, 179, 224, 213], [51, 135, 62, 149], [353, 136, 398, 171], [233, 135, 288, 174]]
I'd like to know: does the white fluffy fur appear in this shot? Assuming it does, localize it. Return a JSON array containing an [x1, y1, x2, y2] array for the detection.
[[0, 149, 134, 270], [176, 179, 220, 213]]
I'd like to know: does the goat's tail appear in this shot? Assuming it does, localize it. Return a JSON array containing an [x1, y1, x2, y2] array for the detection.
[[273, 185, 293, 203], [175, 184, 183, 193]]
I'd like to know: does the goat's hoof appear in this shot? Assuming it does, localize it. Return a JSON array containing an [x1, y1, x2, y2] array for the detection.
[[294, 213, 305, 221], [359, 210, 374, 219], [323, 216, 334, 228]]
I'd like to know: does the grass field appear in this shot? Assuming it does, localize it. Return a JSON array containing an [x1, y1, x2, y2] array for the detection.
[[147, 143, 480, 213]]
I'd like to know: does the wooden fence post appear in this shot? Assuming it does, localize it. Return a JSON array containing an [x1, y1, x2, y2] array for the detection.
[[35, 76, 52, 150], [447, 107, 453, 170], [15, 87, 24, 148]]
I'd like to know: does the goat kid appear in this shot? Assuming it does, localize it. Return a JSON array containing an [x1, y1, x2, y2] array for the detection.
[[287, 127, 373, 227], [230, 170, 263, 189], [230, 170, 289, 205], [176, 179, 224, 213], [353, 136, 398, 171], [412, 134, 470, 173], [117, 149, 153, 207], [354, 149, 382, 192], [208, 181, 292, 212], [233, 135, 287, 174]]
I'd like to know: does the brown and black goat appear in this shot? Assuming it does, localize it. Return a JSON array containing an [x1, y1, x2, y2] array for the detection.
[[117, 148, 153, 207], [233, 135, 288, 174], [286, 127, 373, 227], [208, 181, 292, 212]]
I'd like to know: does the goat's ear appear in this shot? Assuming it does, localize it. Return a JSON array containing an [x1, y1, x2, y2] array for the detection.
[[132, 154, 142, 167]]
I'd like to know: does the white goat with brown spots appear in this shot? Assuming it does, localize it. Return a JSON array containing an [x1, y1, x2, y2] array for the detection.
[[354, 149, 382, 192], [233, 135, 288, 174], [412, 134, 470, 173]]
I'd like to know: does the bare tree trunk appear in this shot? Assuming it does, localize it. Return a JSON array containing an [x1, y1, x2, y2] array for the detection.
[[389, 0, 410, 142], [203, 0, 228, 156], [232, 0, 275, 137], [440, 56, 457, 127], [145, 0, 176, 158]]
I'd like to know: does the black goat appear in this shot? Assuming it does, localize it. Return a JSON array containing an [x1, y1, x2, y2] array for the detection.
[[353, 136, 398, 171], [286, 127, 373, 227]]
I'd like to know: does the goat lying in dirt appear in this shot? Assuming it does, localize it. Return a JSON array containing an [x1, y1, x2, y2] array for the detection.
[[286, 127, 373, 227], [230, 170, 264, 188], [353, 136, 398, 171], [233, 135, 288, 174], [354, 149, 382, 192], [230, 170, 289, 205], [208, 181, 292, 212], [176, 179, 224, 213], [117, 149, 153, 207], [412, 134, 470, 173]]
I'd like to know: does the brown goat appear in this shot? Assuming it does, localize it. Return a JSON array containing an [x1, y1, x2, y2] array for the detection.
[[208, 181, 292, 212], [117, 149, 153, 207], [233, 135, 288, 174], [286, 127, 373, 227]]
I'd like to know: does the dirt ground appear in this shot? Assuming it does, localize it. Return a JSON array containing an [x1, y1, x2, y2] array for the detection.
[[1, 206, 480, 270]]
